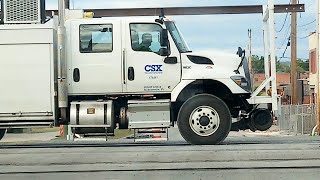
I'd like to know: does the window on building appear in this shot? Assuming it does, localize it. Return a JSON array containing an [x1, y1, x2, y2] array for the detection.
[[130, 23, 162, 54], [310, 49, 316, 74], [80, 24, 113, 53]]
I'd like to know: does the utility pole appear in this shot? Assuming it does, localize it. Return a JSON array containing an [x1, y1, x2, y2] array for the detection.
[[317, 0, 320, 134], [58, 0, 68, 137], [291, 0, 298, 105], [248, 29, 253, 90]]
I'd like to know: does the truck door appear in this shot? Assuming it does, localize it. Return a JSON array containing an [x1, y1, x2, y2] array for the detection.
[[69, 20, 123, 94], [124, 22, 181, 93]]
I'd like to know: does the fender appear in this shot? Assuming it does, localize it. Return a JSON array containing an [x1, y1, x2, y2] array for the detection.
[[171, 80, 194, 102], [171, 79, 249, 102]]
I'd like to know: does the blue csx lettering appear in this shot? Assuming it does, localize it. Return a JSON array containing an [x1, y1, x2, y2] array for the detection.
[[145, 65, 163, 72]]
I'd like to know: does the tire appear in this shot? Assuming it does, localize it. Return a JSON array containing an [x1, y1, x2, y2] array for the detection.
[[0, 129, 6, 141], [251, 109, 273, 131], [177, 94, 231, 145]]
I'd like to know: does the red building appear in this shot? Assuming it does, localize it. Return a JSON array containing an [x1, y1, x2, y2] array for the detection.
[[253, 73, 310, 104]]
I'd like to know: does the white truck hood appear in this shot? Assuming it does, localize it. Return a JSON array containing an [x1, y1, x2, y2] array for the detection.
[[184, 50, 246, 77]]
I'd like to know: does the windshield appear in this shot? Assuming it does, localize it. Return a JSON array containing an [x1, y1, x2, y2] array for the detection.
[[165, 21, 191, 53]]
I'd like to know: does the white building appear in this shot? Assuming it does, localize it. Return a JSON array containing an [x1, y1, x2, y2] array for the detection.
[[309, 32, 317, 104]]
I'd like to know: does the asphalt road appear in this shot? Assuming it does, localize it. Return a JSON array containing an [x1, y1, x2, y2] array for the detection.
[[0, 127, 320, 180]]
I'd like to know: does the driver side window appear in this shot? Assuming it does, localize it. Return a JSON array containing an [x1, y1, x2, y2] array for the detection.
[[79, 24, 113, 53], [130, 23, 162, 54]]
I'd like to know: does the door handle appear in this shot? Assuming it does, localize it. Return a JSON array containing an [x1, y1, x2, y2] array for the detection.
[[122, 49, 126, 84], [73, 68, 80, 82], [128, 67, 135, 81], [164, 57, 178, 64]]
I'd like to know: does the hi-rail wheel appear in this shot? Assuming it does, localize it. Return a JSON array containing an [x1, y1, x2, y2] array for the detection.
[[177, 94, 231, 145]]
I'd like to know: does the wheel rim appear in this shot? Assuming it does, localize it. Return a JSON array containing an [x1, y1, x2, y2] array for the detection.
[[189, 106, 220, 137]]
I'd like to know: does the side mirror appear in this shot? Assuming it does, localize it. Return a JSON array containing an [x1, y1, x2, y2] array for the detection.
[[160, 29, 169, 47], [237, 47, 245, 57], [160, 29, 170, 56], [160, 47, 170, 57]]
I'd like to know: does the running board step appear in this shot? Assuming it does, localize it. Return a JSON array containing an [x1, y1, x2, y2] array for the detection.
[[133, 128, 169, 142], [137, 129, 167, 134], [134, 138, 168, 142]]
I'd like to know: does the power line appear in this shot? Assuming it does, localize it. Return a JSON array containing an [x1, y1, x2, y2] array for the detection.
[[305, 2, 314, 10], [297, 19, 316, 27], [291, 32, 314, 39], [279, 37, 291, 61], [297, 33, 313, 39], [301, 26, 316, 32], [276, 0, 291, 32], [277, 12, 289, 32], [278, 24, 291, 50], [276, 11, 312, 58]]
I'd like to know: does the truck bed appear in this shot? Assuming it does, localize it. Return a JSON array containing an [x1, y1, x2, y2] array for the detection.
[[0, 20, 57, 128]]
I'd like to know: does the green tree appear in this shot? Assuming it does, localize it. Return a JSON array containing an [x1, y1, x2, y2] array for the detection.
[[251, 55, 309, 73], [276, 61, 290, 73], [297, 59, 309, 73], [252, 55, 265, 73]]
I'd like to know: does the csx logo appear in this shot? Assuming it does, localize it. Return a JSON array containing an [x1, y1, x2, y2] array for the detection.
[[145, 65, 163, 72]]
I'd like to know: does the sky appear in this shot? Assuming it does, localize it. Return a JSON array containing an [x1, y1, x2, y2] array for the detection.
[[47, 0, 317, 60]]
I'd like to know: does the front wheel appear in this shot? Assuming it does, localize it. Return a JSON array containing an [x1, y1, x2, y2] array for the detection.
[[177, 94, 231, 145], [0, 129, 6, 141]]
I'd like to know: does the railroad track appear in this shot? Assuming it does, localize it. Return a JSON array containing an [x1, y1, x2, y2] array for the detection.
[[1, 136, 319, 179]]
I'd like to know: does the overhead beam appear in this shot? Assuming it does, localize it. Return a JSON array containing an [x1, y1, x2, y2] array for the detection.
[[45, 4, 305, 17]]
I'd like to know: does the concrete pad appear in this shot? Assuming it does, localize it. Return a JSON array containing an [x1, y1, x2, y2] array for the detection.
[[2, 169, 320, 180], [1, 132, 59, 143], [0, 127, 319, 180]]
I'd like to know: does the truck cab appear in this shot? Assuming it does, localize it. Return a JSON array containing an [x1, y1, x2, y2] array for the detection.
[[66, 17, 250, 96]]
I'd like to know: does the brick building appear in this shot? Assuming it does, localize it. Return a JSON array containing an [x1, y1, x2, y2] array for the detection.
[[253, 73, 310, 104]]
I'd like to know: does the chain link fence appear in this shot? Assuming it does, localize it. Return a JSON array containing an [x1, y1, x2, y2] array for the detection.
[[278, 104, 317, 135]]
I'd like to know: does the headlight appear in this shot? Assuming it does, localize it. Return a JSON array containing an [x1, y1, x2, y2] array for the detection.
[[231, 76, 251, 92]]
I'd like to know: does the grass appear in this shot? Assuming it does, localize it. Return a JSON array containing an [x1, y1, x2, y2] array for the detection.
[[31, 127, 60, 133], [109, 129, 133, 139]]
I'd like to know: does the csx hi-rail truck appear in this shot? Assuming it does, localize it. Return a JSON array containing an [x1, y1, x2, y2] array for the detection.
[[0, 0, 274, 144]]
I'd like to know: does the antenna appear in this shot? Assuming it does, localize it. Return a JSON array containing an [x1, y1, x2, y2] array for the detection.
[[155, 8, 165, 24], [160, 8, 165, 18]]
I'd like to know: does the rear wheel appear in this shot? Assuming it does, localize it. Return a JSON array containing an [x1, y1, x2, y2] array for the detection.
[[177, 94, 231, 145], [0, 129, 6, 141]]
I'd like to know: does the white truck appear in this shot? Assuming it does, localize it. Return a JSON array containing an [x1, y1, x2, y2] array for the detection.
[[0, 0, 273, 144]]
